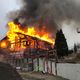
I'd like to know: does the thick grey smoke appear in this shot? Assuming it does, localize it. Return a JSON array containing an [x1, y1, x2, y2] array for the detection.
[[8, 0, 80, 29], [7, 0, 80, 48]]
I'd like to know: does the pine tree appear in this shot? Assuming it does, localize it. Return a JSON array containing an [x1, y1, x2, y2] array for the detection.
[[55, 29, 68, 58]]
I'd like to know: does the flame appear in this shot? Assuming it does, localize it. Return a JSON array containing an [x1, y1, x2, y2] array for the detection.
[[0, 41, 7, 48], [7, 21, 55, 47]]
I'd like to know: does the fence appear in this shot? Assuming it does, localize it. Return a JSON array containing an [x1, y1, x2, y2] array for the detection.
[[33, 58, 80, 80]]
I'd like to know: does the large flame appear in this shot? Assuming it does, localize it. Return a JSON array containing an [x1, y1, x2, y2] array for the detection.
[[7, 21, 55, 45]]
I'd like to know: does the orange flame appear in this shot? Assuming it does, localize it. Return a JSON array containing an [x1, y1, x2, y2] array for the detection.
[[0, 41, 7, 48], [7, 21, 55, 45]]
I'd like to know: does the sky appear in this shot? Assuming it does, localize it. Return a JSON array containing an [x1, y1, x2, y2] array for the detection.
[[0, 0, 80, 49], [0, 0, 20, 39]]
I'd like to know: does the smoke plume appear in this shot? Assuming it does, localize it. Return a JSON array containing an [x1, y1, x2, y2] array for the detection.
[[8, 0, 80, 29]]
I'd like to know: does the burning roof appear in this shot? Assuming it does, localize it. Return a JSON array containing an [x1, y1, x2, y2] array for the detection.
[[7, 21, 55, 44], [0, 21, 55, 52]]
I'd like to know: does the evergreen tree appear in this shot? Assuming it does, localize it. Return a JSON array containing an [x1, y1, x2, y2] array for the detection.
[[55, 29, 68, 58]]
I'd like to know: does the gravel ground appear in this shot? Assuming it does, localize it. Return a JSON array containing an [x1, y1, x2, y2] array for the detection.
[[20, 72, 69, 80]]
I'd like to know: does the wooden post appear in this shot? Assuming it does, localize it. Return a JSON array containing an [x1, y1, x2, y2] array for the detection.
[[21, 58, 23, 68], [37, 58, 39, 72], [55, 61, 57, 75], [54, 50, 58, 75], [50, 61, 52, 74], [46, 59, 48, 73], [43, 58, 45, 72], [32, 58, 34, 71], [27, 58, 29, 71]]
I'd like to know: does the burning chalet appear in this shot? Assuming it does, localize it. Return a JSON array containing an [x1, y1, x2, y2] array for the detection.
[[0, 20, 55, 59]]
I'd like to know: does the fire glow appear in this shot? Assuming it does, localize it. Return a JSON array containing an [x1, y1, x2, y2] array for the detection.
[[0, 41, 7, 48], [7, 21, 55, 45]]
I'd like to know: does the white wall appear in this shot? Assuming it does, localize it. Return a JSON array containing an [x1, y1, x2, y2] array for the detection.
[[34, 58, 80, 80], [57, 63, 80, 80], [52, 62, 56, 75]]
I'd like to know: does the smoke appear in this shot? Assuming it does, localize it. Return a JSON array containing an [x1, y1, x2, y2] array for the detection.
[[8, 0, 80, 29]]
